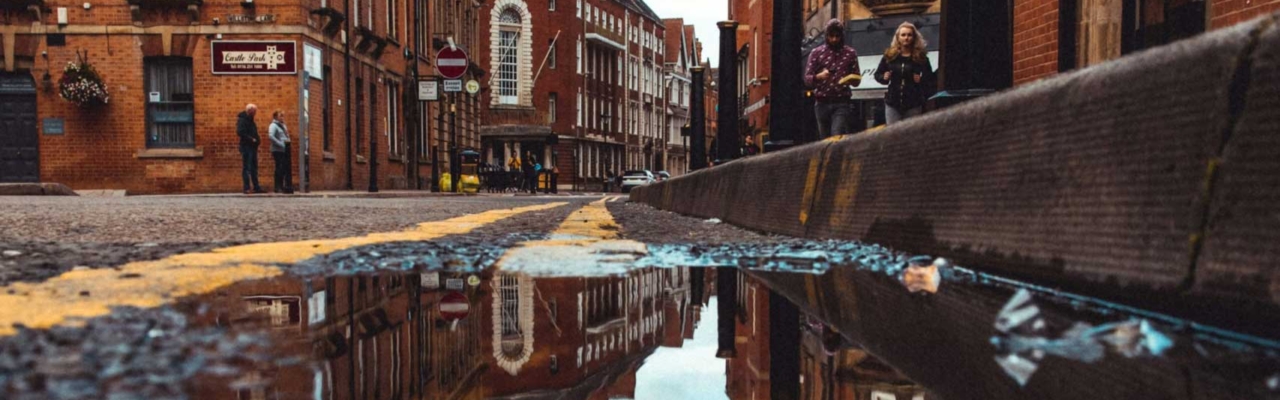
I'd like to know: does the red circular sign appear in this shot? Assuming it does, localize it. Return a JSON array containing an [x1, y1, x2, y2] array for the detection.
[[435, 47, 469, 79], [439, 292, 470, 321]]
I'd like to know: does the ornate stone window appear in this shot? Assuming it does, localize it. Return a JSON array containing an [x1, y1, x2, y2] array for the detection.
[[489, 0, 533, 107]]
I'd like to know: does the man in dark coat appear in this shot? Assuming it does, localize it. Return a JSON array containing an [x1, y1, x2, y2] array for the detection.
[[237, 104, 265, 194]]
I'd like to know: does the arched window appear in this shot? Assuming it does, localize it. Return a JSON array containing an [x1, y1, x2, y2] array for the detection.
[[496, 8, 522, 105]]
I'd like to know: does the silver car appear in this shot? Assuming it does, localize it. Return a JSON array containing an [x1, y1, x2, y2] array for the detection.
[[620, 170, 655, 193]]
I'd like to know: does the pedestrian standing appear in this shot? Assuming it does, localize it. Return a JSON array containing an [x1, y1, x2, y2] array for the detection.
[[237, 104, 265, 194], [804, 19, 861, 139], [268, 110, 294, 194], [522, 153, 537, 194], [875, 22, 936, 125]]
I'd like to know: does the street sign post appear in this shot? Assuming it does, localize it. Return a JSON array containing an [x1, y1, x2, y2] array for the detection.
[[418, 80, 439, 101], [439, 292, 470, 321], [435, 47, 469, 80], [443, 80, 463, 92]]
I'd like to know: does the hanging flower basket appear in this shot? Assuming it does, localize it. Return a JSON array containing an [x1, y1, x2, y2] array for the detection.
[[59, 52, 110, 107]]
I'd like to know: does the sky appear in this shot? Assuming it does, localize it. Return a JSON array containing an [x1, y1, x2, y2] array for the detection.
[[633, 297, 729, 399], [644, 0, 728, 67]]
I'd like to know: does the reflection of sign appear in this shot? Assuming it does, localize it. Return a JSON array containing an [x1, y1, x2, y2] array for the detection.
[[304, 43, 324, 80], [445, 278, 465, 290], [418, 80, 439, 101], [420, 272, 440, 289], [440, 292, 470, 321], [435, 47, 469, 79], [308, 291, 326, 325], [42, 118, 64, 135], [244, 296, 302, 328], [212, 41, 298, 75], [465, 80, 480, 95], [443, 80, 462, 92], [227, 14, 278, 24], [467, 275, 480, 287]]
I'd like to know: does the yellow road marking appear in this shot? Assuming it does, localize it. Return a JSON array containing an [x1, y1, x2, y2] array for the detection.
[[496, 198, 646, 276], [0, 203, 566, 336], [827, 159, 863, 228]]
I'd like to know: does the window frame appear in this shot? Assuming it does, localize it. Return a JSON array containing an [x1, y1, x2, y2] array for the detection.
[[143, 56, 196, 149]]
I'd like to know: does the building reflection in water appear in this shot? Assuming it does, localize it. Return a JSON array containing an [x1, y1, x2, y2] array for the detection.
[[723, 272, 936, 400], [187, 265, 706, 400]]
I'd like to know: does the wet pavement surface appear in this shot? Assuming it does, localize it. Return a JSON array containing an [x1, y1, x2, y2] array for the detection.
[[2, 195, 1279, 399]]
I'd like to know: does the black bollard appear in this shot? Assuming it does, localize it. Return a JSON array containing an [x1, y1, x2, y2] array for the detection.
[[765, 0, 805, 151], [769, 289, 801, 400], [716, 21, 740, 165], [690, 67, 708, 171], [716, 266, 738, 358]]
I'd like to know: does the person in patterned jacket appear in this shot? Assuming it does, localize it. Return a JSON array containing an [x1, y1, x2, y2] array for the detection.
[[804, 19, 861, 139]]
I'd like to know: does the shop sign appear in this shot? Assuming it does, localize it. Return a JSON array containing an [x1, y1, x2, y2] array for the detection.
[[212, 41, 298, 75], [227, 14, 279, 24], [304, 43, 324, 80]]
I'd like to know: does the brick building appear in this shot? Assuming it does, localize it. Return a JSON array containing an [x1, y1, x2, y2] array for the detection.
[[476, 0, 671, 192], [0, 0, 480, 194], [1013, 0, 1280, 85], [660, 19, 698, 177]]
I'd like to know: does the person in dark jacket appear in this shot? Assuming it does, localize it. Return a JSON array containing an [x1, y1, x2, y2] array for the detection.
[[521, 153, 538, 194], [874, 22, 936, 125], [804, 19, 861, 139], [237, 104, 265, 194]]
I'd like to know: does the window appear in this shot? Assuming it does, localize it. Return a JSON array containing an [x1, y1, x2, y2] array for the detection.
[[387, 82, 400, 157], [577, 0, 582, 18], [548, 93, 557, 123], [416, 0, 429, 55], [386, 0, 397, 38], [577, 89, 583, 127], [356, 77, 365, 154], [550, 0, 556, 11], [353, 0, 360, 27], [323, 66, 332, 151], [144, 57, 195, 148], [576, 37, 583, 74], [369, 82, 377, 157], [496, 8, 522, 105], [548, 40, 557, 69]]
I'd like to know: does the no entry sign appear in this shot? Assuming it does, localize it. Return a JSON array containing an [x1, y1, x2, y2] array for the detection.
[[439, 292, 470, 321], [436, 47, 469, 79]]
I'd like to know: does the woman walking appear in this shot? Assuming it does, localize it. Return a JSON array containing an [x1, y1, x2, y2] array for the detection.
[[874, 22, 936, 125], [268, 110, 294, 194]]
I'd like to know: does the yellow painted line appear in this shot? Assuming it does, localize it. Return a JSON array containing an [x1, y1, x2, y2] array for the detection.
[[0, 202, 566, 336], [827, 159, 863, 228], [496, 199, 647, 276], [798, 154, 824, 225]]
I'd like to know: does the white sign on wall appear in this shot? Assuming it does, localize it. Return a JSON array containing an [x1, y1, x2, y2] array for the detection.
[[307, 291, 326, 325], [304, 43, 324, 80]]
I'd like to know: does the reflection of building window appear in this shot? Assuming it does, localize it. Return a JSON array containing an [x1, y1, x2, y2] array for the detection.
[[244, 297, 301, 327], [492, 273, 535, 375], [144, 57, 195, 148], [500, 274, 522, 339]]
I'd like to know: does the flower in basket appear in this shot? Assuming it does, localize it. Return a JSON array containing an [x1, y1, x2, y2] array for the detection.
[[59, 58, 110, 107]]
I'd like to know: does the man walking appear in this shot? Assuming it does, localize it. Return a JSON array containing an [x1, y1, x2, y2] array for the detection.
[[804, 19, 861, 139], [237, 104, 265, 194]]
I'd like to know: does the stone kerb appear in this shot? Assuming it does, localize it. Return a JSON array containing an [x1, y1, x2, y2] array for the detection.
[[630, 13, 1280, 311]]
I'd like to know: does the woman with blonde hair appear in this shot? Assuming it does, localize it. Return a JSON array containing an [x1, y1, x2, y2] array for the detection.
[[874, 22, 936, 125], [268, 110, 294, 194]]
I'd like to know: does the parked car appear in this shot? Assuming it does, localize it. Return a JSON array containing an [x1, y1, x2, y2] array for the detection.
[[656, 171, 671, 181], [620, 170, 656, 193]]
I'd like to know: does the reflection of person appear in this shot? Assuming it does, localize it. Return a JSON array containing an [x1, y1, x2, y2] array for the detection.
[[874, 22, 936, 125], [741, 135, 759, 156], [236, 104, 265, 194], [268, 110, 294, 194], [804, 19, 861, 139]]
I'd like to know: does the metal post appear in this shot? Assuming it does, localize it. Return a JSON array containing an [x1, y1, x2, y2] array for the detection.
[[449, 93, 459, 192], [299, 70, 310, 192], [766, 0, 804, 151], [716, 21, 740, 165], [689, 66, 707, 171], [716, 266, 738, 358], [769, 289, 801, 400], [433, 94, 443, 192], [369, 82, 379, 192]]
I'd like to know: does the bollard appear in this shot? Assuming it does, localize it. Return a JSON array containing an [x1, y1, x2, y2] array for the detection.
[[716, 266, 738, 358]]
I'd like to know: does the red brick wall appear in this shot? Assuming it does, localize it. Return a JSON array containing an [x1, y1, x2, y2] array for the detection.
[[1211, 0, 1280, 28], [8, 0, 426, 193], [1012, 0, 1060, 85]]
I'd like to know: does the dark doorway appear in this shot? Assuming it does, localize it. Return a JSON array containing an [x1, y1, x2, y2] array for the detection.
[[0, 72, 38, 183]]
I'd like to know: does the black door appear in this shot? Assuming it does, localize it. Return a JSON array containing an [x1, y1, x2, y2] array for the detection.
[[0, 73, 38, 183]]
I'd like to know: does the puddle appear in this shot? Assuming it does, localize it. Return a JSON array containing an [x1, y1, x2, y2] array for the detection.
[[4, 237, 1280, 399]]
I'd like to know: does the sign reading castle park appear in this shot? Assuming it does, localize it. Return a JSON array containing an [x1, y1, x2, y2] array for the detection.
[[211, 41, 298, 75]]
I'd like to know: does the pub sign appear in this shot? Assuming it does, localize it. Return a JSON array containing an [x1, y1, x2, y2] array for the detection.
[[211, 41, 298, 75]]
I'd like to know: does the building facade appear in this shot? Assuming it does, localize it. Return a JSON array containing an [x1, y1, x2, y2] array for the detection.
[[476, 0, 671, 192], [0, 0, 480, 194], [1014, 0, 1280, 85], [660, 19, 698, 177]]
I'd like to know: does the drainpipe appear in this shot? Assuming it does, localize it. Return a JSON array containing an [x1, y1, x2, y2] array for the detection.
[[344, 0, 354, 190]]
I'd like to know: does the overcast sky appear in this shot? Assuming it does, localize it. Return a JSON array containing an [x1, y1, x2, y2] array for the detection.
[[645, 0, 728, 67], [634, 297, 728, 399]]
